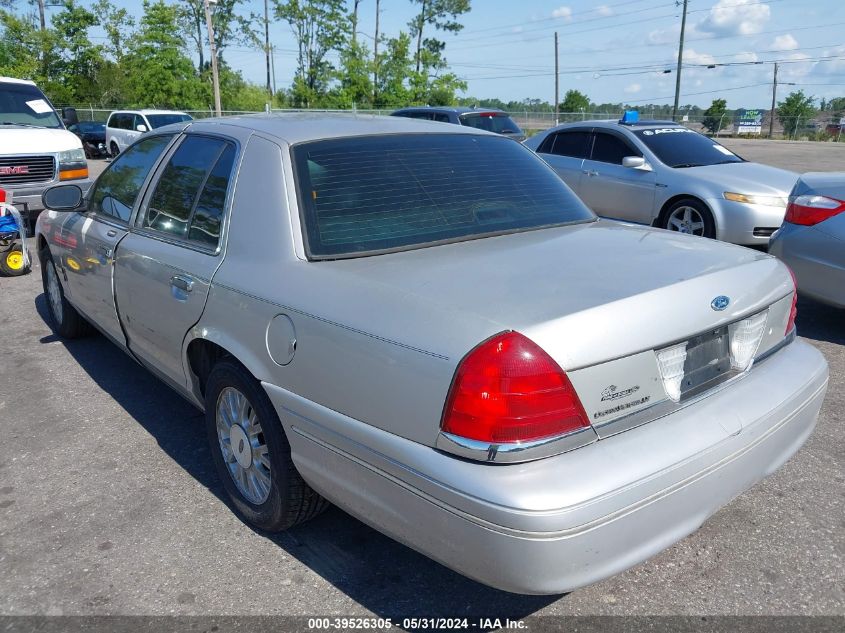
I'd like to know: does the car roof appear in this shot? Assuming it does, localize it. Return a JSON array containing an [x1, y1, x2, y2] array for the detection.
[[0, 76, 37, 86], [171, 112, 492, 145], [394, 106, 508, 115], [110, 109, 190, 116], [549, 120, 687, 133]]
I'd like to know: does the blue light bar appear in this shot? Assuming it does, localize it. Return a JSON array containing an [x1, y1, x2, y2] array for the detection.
[[620, 110, 639, 125]]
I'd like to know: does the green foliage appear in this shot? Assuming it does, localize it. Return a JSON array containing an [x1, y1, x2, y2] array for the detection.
[[559, 89, 590, 113], [702, 98, 729, 134], [374, 33, 413, 107], [274, 0, 347, 106], [178, 0, 258, 72], [0, 10, 41, 80], [778, 90, 816, 137], [408, 0, 470, 102], [124, 1, 207, 109]]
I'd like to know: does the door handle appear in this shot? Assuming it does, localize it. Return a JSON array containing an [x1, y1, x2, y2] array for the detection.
[[582, 169, 599, 177], [106, 229, 117, 237], [170, 275, 194, 293]]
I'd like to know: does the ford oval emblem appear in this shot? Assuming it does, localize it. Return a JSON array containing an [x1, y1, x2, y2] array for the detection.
[[711, 295, 730, 311]]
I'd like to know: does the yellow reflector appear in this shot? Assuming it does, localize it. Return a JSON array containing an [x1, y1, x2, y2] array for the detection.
[[60, 167, 89, 181]]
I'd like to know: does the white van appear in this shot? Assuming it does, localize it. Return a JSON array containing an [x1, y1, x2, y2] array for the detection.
[[105, 110, 193, 156], [0, 77, 91, 225]]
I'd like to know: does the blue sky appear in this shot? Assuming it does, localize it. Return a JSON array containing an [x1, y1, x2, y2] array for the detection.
[[109, 0, 845, 109]]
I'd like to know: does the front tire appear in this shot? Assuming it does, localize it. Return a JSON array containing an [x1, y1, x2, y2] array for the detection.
[[662, 198, 716, 239], [205, 359, 328, 532], [40, 249, 92, 338]]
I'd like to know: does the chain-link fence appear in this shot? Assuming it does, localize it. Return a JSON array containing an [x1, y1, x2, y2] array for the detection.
[[61, 105, 844, 142]]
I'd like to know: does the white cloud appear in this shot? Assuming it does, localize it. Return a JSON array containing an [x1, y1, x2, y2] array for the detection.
[[595, 5, 613, 17], [697, 0, 771, 36], [624, 83, 642, 94], [770, 34, 799, 51], [683, 48, 717, 66], [733, 51, 759, 63], [552, 6, 572, 21]]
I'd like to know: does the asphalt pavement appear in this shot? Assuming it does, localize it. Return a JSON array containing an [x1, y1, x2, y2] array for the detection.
[[0, 143, 842, 621]]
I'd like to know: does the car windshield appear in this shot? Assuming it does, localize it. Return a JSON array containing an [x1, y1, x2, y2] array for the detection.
[[634, 127, 744, 168], [0, 82, 62, 129], [76, 122, 105, 133], [293, 133, 594, 259], [146, 113, 193, 128], [459, 112, 523, 135]]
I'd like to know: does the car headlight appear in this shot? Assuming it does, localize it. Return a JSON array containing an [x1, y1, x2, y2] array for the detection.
[[57, 148, 88, 181], [723, 192, 787, 207]]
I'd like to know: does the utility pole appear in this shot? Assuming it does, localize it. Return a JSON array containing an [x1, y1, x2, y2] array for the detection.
[[768, 62, 778, 138], [373, 0, 381, 105], [271, 44, 277, 95], [204, 0, 222, 117], [672, 0, 688, 121], [264, 0, 271, 96], [554, 32, 559, 126], [37, 0, 46, 31]]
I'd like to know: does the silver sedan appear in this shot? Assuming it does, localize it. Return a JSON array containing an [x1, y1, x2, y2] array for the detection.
[[524, 120, 798, 245], [769, 172, 845, 308], [35, 114, 827, 594]]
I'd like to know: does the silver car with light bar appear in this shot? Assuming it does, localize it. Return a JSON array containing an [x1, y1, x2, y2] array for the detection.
[[35, 114, 827, 595], [524, 116, 797, 245], [769, 172, 845, 309]]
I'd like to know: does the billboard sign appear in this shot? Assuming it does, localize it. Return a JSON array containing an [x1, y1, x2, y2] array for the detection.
[[736, 109, 763, 135]]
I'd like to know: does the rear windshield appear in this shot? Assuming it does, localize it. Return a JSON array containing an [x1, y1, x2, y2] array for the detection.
[[459, 113, 523, 135], [146, 113, 193, 128], [293, 133, 594, 259], [0, 82, 62, 129], [634, 127, 744, 168]]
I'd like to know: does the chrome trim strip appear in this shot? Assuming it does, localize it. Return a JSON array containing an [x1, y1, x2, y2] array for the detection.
[[435, 426, 599, 464]]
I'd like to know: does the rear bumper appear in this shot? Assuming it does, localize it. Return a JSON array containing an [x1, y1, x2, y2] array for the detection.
[[770, 223, 845, 308], [265, 339, 827, 594]]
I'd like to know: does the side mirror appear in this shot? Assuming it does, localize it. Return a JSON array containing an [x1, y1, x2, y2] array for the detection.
[[622, 156, 651, 171], [136, 124, 148, 133], [43, 184, 83, 211]]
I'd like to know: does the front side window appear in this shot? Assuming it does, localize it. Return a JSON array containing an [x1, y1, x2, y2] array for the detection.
[[89, 135, 174, 222], [146, 113, 193, 129], [590, 132, 639, 165], [293, 133, 595, 259], [141, 135, 234, 247]]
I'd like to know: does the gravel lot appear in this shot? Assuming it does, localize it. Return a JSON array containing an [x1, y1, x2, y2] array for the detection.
[[0, 142, 842, 622]]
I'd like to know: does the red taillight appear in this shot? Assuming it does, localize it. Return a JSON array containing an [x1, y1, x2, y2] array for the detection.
[[784, 195, 845, 226], [786, 267, 798, 335], [441, 331, 590, 444]]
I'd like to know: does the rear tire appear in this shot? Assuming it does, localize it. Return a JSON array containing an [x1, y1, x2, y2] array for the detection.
[[0, 244, 30, 276], [662, 198, 716, 239], [40, 249, 92, 338], [205, 359, 328, 532], [110, 141, 119, 158]]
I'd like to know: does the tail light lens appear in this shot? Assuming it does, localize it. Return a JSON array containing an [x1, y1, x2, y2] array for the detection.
[[441, 331, 590, 444], [784, 195, 845, 226], [786, 267, 798, 335]]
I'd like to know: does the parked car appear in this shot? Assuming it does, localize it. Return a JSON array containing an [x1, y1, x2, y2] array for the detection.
[[391, 106, 526, 142], [524, 119, 798, 246], [36, 115, 827, 595], [68, 121, 108, 159], [769, 173, 845, 308], [105, 109, 192, 157], [0, 76, 91, 227]]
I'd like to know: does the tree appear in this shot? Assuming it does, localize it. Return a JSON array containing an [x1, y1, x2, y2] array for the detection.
[[374, 32, 413, 107], [559, 89, 589, 114], [0, 10, 41, 80], [125, 1, 206, 109], [777, 90, 816, 138], [274, 0, 346, 107], [50, 0, 103, 103], [178, 0, 256, 73], [702, 98, 728, 134], [93, 0, 134, 62], [407, 0, 469, 102]]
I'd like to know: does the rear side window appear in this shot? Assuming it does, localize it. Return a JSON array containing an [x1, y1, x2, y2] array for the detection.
[[141, 135, 234, 247], [459, 113, 522, 135], [293, 134, 594, 259], [544, 131, 592, 158], [590, 132, 639, 164], [89, 135, 174, 222]]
